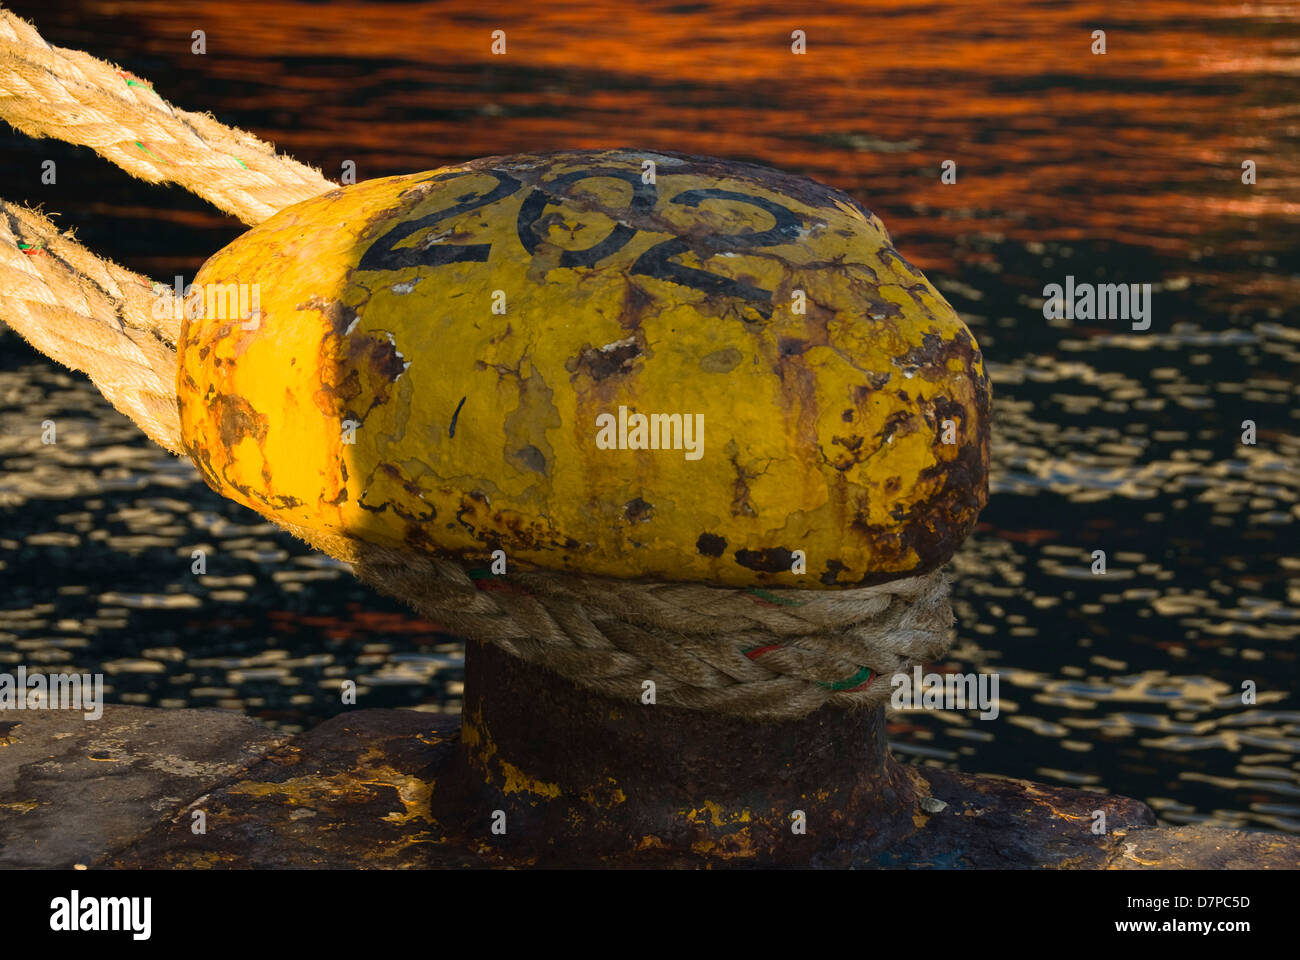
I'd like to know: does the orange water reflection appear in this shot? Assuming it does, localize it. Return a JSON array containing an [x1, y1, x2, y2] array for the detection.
[[8, 0, 1287, 280]]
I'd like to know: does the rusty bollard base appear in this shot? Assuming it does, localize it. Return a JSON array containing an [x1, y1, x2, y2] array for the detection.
[[432, 639, 1156, 867], [98, 639, 1300, 869]]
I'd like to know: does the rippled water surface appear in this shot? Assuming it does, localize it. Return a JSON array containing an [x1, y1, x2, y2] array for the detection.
[[1, 0, 1298, 833]]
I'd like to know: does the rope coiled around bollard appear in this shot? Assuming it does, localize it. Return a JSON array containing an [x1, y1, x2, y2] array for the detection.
[[260, 519, 956, 719], [346, 540, 954, 719]]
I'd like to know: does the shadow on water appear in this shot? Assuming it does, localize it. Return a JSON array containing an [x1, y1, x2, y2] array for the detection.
[[0, 0, 1297, 832]]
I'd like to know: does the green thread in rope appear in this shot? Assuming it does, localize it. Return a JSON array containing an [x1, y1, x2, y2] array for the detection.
[[818, 666, 873, 692], [747, 587, 804, 607], [231, 156, 248, 169], [134, 141, 167, 163], [118, 71, 153, 91], [17, 241, 43, 251]]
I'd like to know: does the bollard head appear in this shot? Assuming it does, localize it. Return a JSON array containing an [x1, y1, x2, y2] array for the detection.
[[177, 149, 989, 588]]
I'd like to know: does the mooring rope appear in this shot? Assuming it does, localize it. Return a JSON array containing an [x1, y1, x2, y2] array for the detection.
[[0, 199, 183, 453], [0, 8, 956, 719], [0, 9, 334, 226]]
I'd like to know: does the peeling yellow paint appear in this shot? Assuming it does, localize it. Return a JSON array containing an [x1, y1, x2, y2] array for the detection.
[[227, 748, 437, 826], [689, 829, 758, 860], [0, 799, 42, 815], [684, 800, 753, 828], [580, 777, 627, 807], [461, 704, 562, 799], [497, 759, 562, 799], [1120, 842, 1164, 866], [1028, 794, 1089, 822], [361, 774, 435, 826]]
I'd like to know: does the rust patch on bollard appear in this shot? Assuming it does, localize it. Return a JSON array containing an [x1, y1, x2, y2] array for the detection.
[[431, 638, 923, 866]]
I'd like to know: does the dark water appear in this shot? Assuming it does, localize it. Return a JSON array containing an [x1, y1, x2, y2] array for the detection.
[[1, 0, 1298, 833]]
